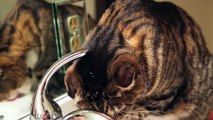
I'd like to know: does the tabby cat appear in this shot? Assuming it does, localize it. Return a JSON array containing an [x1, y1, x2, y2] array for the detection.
[[0, 0, 94, 101], [64, 0, 213, 119]]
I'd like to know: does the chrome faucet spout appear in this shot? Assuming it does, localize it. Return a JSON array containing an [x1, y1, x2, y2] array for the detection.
[[30, 50, 88, 120]]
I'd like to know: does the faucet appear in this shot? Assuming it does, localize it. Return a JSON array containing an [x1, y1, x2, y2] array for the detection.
[[30, 50, 87, 119], [30, 49, 113, 120]]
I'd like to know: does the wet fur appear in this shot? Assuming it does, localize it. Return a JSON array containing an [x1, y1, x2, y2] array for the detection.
[[65, 0, 213, 120]]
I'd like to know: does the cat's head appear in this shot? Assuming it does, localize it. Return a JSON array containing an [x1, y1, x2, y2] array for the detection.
[[63, 0, 155, 118], [64, 49, 147, 118]]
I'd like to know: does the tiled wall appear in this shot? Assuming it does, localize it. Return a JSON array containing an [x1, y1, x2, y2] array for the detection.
[[0, 0, 16, 22]]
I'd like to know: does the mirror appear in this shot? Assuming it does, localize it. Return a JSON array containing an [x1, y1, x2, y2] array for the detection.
[[0, 0, 97, 119]]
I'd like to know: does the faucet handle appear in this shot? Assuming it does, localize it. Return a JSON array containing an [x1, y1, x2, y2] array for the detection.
[[30, 50, 88, 120]]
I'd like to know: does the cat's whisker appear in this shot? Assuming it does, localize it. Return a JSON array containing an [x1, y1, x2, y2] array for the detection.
[[140, 101, 158, 109], [132, 115, 144, 120], [116, 108, 138, 120], [115, 113, 122, 120], [107, 105, 123, 120], [121, 103, 166, 119]]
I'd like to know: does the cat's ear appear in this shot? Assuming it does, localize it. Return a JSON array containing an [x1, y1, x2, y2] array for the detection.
[[116, 63, 135, 88], [108, 53, 139, 90]]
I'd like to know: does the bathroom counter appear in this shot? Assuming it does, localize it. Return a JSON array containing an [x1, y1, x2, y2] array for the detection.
[[0, 93, 77, 120], [0, 92, 33, 120], [19, 93, 77, 120]]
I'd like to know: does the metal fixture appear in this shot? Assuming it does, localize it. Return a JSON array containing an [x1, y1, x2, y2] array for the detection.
[[30, 50, 88, 120], [30, 49, 113, 120], [67, 15, 83, 52]]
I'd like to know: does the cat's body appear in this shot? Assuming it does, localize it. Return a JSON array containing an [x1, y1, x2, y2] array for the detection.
[[0, 0, 93, 101], [64, 0, 213, 119]]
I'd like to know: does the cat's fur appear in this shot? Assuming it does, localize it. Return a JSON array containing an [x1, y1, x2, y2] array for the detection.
[[0, 0, 94, 101], [64, 0, 213, 119]]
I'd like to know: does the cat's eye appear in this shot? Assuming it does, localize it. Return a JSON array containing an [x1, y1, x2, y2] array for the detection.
[[116, 64, 135, 88]]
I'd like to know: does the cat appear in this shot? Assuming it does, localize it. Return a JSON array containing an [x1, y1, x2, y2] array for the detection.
[[0, 0, 94, 101], [64, 0, 213, 119]]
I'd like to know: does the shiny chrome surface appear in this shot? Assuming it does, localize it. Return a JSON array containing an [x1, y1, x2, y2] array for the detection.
[[64, 110, 113, 120], [30, 50, 88, 120]]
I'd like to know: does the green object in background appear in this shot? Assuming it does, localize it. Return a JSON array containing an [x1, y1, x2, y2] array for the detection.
[[51, 3, 66, 73], [51, 3, 64, 59]]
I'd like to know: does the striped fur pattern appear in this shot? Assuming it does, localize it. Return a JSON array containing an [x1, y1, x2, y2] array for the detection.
[[0, 0, 93, 101], [64, 0, 213, 119]]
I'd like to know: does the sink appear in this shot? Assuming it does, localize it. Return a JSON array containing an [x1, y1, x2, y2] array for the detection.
[[0, 92, 33, 120], [18, 93, 78, 120]]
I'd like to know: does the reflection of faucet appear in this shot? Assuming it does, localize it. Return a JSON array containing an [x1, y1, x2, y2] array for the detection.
[[30, 50, 88, 120]]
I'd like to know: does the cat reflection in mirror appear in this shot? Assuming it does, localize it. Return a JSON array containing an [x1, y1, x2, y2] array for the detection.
[[0, 0, 94, 101], [64, 0, 213, 119]]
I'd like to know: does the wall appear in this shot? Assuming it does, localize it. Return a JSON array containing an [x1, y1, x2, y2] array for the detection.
[[0, 0, 16, 21]]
